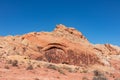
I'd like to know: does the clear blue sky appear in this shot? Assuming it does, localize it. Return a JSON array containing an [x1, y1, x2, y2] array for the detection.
[[0, 0, 120, 45]]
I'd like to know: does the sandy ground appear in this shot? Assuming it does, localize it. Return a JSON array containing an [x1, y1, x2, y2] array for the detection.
[[0, 62, 119, 80]]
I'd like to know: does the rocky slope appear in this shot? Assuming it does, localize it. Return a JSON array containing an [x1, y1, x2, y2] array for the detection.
[[0, 24, 120, 80]]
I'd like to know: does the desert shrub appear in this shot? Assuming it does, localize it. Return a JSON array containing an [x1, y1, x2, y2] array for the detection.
[[63, 66, 77, 73], [80, 68, 88, 73], [47, 64, 58, 70], [93, 70, 108, 80], [93, 76, 108, 80], [47, 64, 65, 75], [93, 70, 103, 76], [109, 73, 116, 78], [82, 76, 89, 80], [12, 60, 18, 67], [4, 65, 9, 69], [82, 69, 88, 73], [7, 59, 12, 64], [58, 69, 65, 75], [26, 64, 33, 70], [56, 76, 60, 79], [37, 64, 41, 68], [63, 66, 72, 72], [34, 78, 39, 80], [114, 78, 120, 80]]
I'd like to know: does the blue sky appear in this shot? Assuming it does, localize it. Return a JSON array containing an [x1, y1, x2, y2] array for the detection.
[[0, 0, 120, 45]]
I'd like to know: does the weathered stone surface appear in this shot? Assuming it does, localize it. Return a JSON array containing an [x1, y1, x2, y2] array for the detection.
[[0, 24, 120, 80], [94, 44, 120, 55], [0, 24, 120, 67]]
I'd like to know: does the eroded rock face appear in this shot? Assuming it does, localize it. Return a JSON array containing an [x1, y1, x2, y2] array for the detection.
[[94, 44, 120, 55], [0, 24, 120, 67], [42, 48, 101, 66], [53, 24, 88, 43]]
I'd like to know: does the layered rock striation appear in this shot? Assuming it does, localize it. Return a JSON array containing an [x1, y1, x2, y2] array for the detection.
[[0, 24, 120, 67]]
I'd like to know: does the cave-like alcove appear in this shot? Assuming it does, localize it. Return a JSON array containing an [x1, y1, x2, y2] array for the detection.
[[45, 46, 66, 64]]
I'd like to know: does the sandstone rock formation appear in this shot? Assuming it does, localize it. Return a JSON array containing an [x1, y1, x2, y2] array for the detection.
[[0, 24, 120, 80], [0, 24, 120, 66]]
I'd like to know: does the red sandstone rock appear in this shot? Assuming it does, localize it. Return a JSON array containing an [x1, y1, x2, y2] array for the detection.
[[0, 24, 120, 80]]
